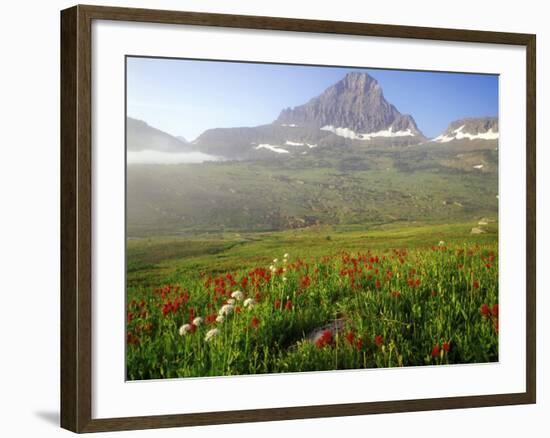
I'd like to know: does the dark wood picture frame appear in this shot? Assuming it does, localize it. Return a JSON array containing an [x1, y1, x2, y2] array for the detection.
[[60, 4, 536, 433]]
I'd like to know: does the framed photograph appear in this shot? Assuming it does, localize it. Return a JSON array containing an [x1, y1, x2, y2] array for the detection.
[[60, 4, 536, 433]]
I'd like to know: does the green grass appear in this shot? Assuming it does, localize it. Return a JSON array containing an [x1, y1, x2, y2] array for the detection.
[[127, 158, 498, 237], [126, 221, 498, 379]]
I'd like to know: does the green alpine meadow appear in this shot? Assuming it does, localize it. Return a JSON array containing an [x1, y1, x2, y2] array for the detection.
[[126, 61, 499, 380]]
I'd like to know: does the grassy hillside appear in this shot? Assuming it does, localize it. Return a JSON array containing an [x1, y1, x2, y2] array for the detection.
[[127, 221, 498, 288], [127, 144, 498, 236]]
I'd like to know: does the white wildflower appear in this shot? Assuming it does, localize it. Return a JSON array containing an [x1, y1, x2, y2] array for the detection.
[[231, 290, 244, 301], [269, 265, 276, 272], [438, 240, 445, 246], [204, 328, 220, 342], [216, 315, 225, 323], [226, 298, 236, 305], [192, 317, 203, 326], [283, 277, 287, 282], [218, 304, 234, 316], [243, 298, 256, 308], [284, 253, 289, 258], [178, 324, 194, 336], [273, 258, 278, 263]]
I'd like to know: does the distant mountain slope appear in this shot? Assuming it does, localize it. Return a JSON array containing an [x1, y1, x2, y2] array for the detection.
[[431, 117, 498, 144], [127, 117, 191, 152], [193, 124, 334, 159], [194, 72, 426, 160]]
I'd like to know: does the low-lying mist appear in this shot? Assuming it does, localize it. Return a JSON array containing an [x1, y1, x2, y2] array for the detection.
[[127, 150, 222, 165]]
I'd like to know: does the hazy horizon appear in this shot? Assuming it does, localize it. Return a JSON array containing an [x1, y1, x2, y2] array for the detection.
[[127, 57, 499, 141]]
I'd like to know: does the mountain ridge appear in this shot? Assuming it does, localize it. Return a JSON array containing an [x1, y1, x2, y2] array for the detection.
[[127, 117, 192, 153], [431, 116, 498, 144], [193, 72, 427, 159], [127, 73, 499, 161]]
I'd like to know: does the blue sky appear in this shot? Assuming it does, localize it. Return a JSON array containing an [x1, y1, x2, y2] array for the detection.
[[126, 57, 498, 140]]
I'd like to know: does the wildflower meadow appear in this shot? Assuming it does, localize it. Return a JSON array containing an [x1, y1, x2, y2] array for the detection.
[[126, 223, 498, 379]]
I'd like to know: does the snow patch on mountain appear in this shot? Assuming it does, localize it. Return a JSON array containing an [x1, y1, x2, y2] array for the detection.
[[432, 125, 499, 143], [321, 125, 415, 141], [283, 141, 318, 149], [320, 126, 361, 139], [431, 133, 454, 143], [255, 144, 290, 154]]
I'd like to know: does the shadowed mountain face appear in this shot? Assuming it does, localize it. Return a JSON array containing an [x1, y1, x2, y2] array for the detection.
[[193, 72, 426, 160], [275, 72, 422, 135]]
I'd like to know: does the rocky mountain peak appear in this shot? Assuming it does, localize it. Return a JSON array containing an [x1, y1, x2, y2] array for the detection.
[[339, 72, 381, 94], [274, 72, 422, 137]]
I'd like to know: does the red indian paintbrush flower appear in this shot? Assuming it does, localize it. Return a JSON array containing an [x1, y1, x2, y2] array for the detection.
[[432, 345, 440, 358], [374, 335, 383, 347], [162, 302, 172, 317], [285, 300, 293, 311], [127, 332, 139, 346], [473, 280, 480, 290], [443, 342, 450, 353], [492, 304, 499, 317], [345, 331, 355, 345], [315, 330, 332, 348], [205, 313, 217, 324], [300, 275, 311, 289], [480, 304, 490, 316], [251, 316, 259, 329]]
